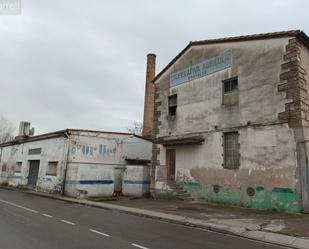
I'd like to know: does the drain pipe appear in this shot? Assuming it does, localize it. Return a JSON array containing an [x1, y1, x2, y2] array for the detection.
[[61, 130, 70, 196]]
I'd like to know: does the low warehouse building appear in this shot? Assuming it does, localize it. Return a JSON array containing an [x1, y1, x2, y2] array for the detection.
[[0, 122, 152, 197], [150, 30, 309, 213]]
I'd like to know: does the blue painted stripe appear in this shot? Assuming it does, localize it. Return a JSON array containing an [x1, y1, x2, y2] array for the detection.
[[65, 180, 114, 185], [123, 180, 150, 185], [8, 175, 22, 179]]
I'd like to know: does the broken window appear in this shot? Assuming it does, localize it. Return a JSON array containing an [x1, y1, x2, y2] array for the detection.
[[14, 162, 22, 173], [223, 132, 240, 169], [46, 161, 58, 176], [223, 76, 238, 93], [168, 94, 177, 116]]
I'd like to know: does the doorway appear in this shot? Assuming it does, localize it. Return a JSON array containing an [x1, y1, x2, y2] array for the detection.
[[27, 160, 40, 188], [166, 149, 176, 181]]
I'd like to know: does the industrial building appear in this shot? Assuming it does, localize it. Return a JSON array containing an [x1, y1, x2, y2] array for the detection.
[[0, 122, 152, 197], [148, 30, 309, 213]]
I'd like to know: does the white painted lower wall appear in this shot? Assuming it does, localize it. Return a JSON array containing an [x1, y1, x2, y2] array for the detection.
[[64, 163, 115, 197], [122, 165, 150, 197]]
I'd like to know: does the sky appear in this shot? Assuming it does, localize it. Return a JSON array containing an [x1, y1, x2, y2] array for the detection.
[[0, 0, 308, 135]]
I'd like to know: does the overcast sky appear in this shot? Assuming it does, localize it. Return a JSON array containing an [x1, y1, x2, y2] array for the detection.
[[0, 0, 308, 135]]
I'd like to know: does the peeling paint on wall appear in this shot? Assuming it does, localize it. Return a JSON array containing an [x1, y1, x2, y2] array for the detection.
[[152, 37, 307, 212], [182, 182, 301, 213]]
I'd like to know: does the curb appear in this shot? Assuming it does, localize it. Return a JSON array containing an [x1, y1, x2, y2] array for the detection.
[[2, 187, 309, 249]]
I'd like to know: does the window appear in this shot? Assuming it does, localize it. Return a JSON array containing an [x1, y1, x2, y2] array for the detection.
[[46, 161, 58, 176], [223, 77, 238, 93], [168, 95, 177, 116], [223, 132, 240, 169], [15, 162, 22, 173], [28, 148, 42, 155]]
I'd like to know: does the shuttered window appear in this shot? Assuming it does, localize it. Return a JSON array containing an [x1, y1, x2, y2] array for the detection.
[[46, 161, 58, 176], [15, 162, 22, 173]]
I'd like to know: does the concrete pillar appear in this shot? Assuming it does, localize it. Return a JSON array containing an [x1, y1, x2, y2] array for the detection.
[[142, 53, 156, 139]]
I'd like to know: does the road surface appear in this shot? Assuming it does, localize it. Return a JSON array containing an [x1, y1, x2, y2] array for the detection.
[[0, 188, 287, 249]]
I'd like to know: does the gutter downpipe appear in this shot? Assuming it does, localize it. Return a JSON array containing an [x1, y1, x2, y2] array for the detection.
[[61, 131, 70, 196]]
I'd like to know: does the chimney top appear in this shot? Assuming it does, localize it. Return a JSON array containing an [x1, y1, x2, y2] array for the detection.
[[147, 53, 156, 58]]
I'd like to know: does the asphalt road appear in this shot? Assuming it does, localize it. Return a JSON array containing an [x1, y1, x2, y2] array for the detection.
[[0, 188, 288, 249]]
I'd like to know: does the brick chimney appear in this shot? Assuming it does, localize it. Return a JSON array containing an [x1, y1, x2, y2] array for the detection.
[[142, 53, 156, 139], [15, 121, 31, 139]]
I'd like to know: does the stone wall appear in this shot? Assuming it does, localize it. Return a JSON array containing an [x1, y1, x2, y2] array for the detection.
[[278, 38, 309, 127]]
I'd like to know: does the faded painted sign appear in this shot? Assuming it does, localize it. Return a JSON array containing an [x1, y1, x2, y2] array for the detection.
[[170, 51, 231, 87], [80, 138, 121, 158]]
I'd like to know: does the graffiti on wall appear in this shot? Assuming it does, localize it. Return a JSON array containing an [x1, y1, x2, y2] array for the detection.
[[81, 144, 117, 157], [76, 138, 123, 158]]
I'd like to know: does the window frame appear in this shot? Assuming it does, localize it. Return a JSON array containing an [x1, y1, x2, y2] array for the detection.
[[14, 161, 22, 173], [222, 76, 238, 94], [168, 94, 177, 116], [46, 161, 58, 176], [223, 131, 240, 170], [28, 148, 42, 155]]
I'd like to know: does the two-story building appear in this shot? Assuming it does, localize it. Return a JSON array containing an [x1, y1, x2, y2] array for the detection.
[[151, 30, 309, 213]]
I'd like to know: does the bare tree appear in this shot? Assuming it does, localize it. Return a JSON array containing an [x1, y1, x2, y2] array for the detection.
[[0, 116, 15, 143], [126, 121, 143, 135]]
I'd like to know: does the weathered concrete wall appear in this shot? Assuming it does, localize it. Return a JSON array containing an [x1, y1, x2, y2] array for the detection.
[[66, 131, 152, 197], [155, 38, 290, 136], [153, 37, 303, 212], [65, 131, 118, 197], [0, 131, 152, 197], [0, 137, 68, 193], [65, 163, 114, 197], [122, 165, 150, 197], [68, 131, 151, 164], [122, 136, 152, 161]]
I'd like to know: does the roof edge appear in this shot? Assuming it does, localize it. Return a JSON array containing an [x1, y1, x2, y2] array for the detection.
[[0, 130, 67, 147], [153, 30, 308, 83], [0, 128, 152, 147]]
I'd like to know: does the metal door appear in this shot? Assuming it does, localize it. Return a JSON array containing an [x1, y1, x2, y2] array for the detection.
[[166, 149, 176, 181], [27, 160, 40, 188]]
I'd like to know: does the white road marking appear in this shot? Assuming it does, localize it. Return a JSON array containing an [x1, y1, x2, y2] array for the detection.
[[0, 199, 39, 214], [42, 213, 53, 218], [60, 219, 75, 225], [89, 229, 110, 237], [131, 243, 149, 249]]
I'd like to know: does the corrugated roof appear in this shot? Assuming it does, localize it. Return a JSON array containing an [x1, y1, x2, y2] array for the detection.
[[153, 30, 309, 82]]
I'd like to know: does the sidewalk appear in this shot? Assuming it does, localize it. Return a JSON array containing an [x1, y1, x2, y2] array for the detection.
[[3, 187, 309, 249]]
